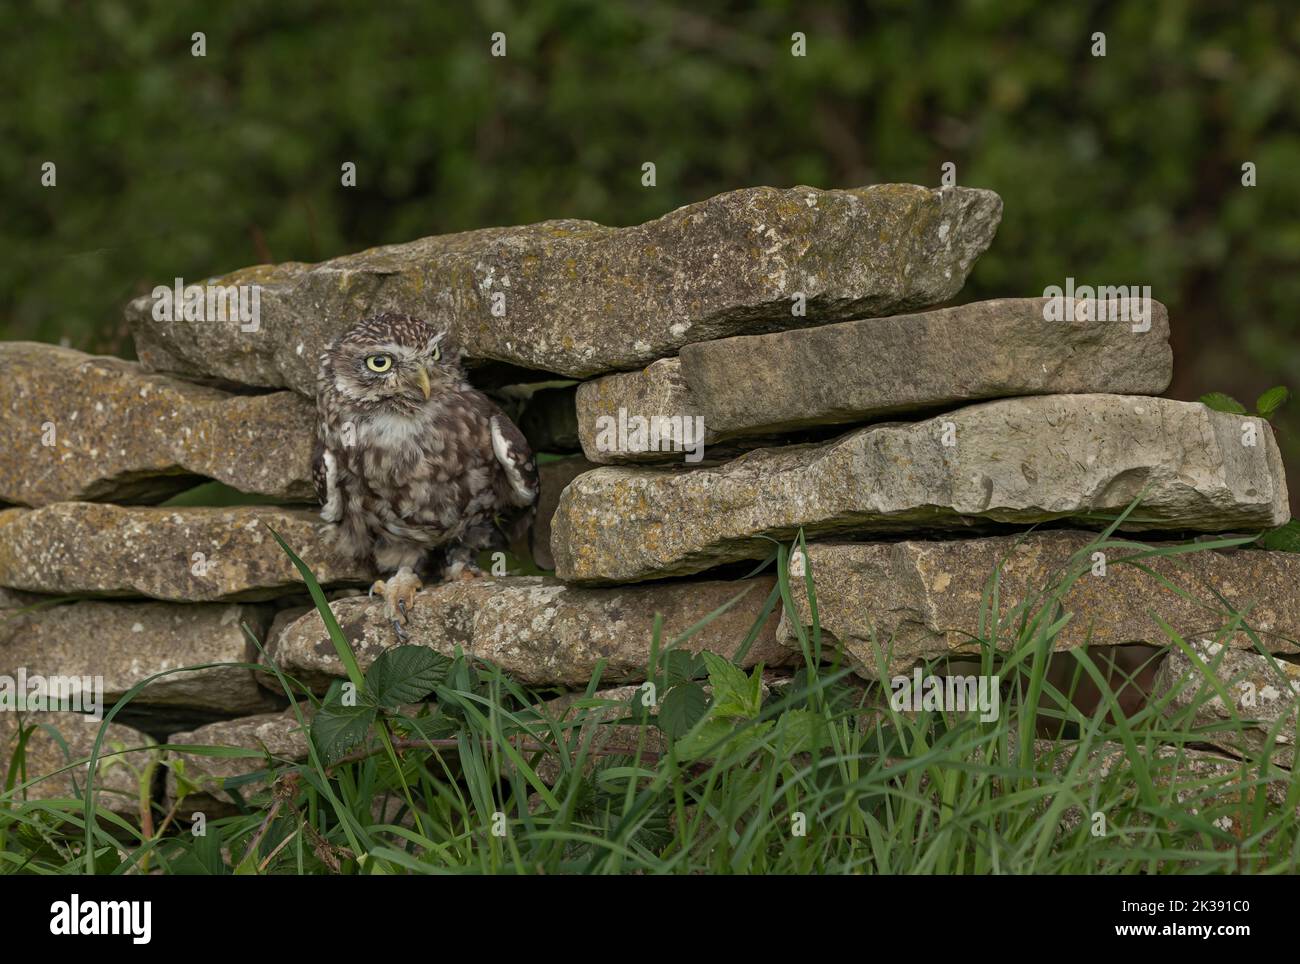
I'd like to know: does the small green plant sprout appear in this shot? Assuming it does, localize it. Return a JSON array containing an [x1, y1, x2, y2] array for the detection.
[[1198, 385, 1289, 420]]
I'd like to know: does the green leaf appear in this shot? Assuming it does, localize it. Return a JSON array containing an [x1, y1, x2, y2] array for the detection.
[[389, 712, 459, 742], [1256, 385, 1290, 419], [663, 649, 704, 687], [777, 709, 824, 752], [676, 719, 778, 761], [657, 682, 709, 739], [673, 718, 739, 761], [168, 824, 228, 875], [1258, 520, 1300, 553], [365, 645, 451, 707], [624, 684, 656, 724], [1198, 392, 1247, 415], [311, 701, 377, 765], [233, 849, 261, 875], [700, 651, 761, 719]]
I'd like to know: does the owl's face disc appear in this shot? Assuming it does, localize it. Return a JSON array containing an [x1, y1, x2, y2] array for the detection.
[[325, 314, 461, 409]]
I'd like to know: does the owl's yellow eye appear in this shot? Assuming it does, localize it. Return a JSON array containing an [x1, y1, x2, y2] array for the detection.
[[430, 345, 441, 361], [365, 354, 392, 373]]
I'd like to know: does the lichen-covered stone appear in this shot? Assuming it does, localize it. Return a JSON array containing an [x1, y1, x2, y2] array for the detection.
[[0, 712, 156, 818], [553, 395, 1290, 583], [1, 598, 277, 712], [127, 184, 1003, 390], [0, 503, 366, 601], [0, 342, 314, 505], [780, 532, 1300, 674], [577, 298, 1172, 462], [1153, 641, 1300, 764], [269, 575, 788, 689], [577, 359, 700, 462]]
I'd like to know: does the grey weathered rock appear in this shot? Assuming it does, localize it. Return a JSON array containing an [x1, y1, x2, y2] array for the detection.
[[531, 455, 597, 570], [0, 598, 277, 713], [0, 712, 156, 818], [254, 605, 314, 693], [780, 532, 1300, 674], [127, 184, 1003, 390], [164, 708, 310, 814], [552, 395, 1290, 583], [269, 575, 788, 689], [0, 503, 366, 601], [0, 342, 315, 505], [577, 298, 1172, 462], [1153, 640, 1300, 764]]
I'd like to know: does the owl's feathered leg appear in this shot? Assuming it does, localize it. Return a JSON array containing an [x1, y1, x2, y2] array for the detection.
[[441, 544, 484, 582]]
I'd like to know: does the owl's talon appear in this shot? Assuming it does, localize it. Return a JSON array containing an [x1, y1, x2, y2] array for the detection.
[[371, 567, 423, 635], [392, 619, 409, 641]]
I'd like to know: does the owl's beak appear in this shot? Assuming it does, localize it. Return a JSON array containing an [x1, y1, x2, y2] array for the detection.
[[414, 367, 431, 400]]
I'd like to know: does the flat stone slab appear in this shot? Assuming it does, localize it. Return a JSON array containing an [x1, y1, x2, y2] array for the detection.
[[552, 395, 1290, 583], [0, 342, 314, 505], [269, 575, 788, 689], [0, 503, 366, 601], [0, 712, 156, 818], [1, 598, 277, 713], [780, 532, 1300, 674], [127, 184, 1002, 390], [577, 298, 1172, 462], [1153, 640, 1300, 764]]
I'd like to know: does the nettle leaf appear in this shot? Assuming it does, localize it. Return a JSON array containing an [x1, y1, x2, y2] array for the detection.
[[701, 651, 762, 719], [1258, 520, 1300, 553], [1256, 385, 1290, 419], [365, 645, 451, 707], [673, 718, 739, 762], [1198, 392, 1247, 415], [777, 709, 824, 752], [311, 701, 377, 764], [657, 682, 709, 739], [675, 719, 779, 762]]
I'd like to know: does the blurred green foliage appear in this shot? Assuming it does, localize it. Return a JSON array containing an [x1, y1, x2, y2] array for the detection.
[[3, 0, 1299, 502]]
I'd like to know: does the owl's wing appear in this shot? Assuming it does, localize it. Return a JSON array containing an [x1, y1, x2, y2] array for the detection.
[[489, 414, 540, 507], [313, 437, 344, 522]]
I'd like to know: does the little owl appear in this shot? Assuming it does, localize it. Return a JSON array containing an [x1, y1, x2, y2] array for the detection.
[[313, 313, 539, 636]]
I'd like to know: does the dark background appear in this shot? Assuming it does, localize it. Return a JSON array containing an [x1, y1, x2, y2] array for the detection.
[[4, 0, 1298, 508]]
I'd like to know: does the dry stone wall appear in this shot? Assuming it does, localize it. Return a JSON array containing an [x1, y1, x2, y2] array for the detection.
[[3, 183, 1296, 825]]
